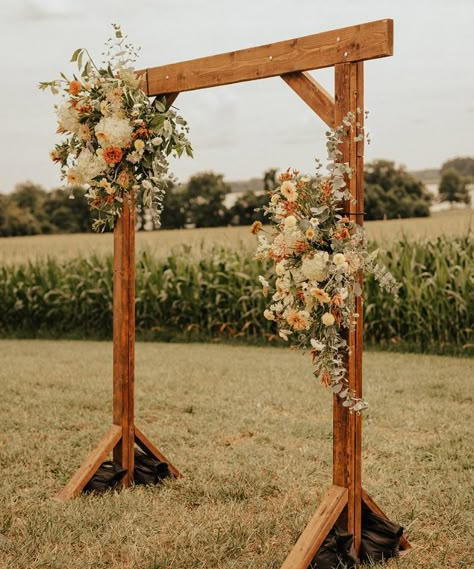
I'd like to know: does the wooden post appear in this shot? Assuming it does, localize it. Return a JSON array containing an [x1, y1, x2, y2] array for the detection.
[[113, 196, 136, 486], [333, 61, 364, 551]]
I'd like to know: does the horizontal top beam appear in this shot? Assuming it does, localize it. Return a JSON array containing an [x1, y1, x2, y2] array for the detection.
[[142, 19, 393, 96]]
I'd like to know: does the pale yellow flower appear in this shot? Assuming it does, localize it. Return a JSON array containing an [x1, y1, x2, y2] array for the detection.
[[281, 181, 298, 201], [134, 139, 145, 152], [284, 215, 297, 229], [264, 309, 275, 321], [305, 227, 315, 240], [322, 312, 335, 326], [310, 288, 331, 304]]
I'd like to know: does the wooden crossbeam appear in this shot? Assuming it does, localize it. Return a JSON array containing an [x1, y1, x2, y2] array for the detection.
[[281, 72, 335, 128], [281, 485, 348, 569], [143, 19, 393, 96]]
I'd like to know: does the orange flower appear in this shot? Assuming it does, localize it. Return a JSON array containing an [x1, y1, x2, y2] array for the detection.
[[320, 372, 331, 387], [49, 150, 61, 163], [321, 180, 333, 202], [103, 146, 123, 165], [250, 221, 263, 235], [69, 80, 82, 96], [333, 227, 350, 241], [332, 294, 344, 307], [117, 170, 130, 188], [279, 168, 293, 182], [295, 240, 309, 254]]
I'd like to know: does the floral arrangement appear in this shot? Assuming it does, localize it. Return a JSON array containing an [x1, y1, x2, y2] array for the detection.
[[253, 115, 398, 412], [39, 25, 192, 231]]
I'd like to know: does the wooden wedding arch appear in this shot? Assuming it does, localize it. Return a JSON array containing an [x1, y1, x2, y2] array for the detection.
[[55, 18, 412, 567]]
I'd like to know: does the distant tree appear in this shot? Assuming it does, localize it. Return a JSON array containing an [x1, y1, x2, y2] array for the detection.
[[229, 191, 267, 226], [441, 157, 474, 180], [183, 172, 230, 228], [438, 169, 470, 205], [263, 168, 279, 192], [43, 186, 94, 233], [160, 183, 187, 230], [0, 194, 42, 236], [10, 181, 53, 233], [364, 160, 432, 220]]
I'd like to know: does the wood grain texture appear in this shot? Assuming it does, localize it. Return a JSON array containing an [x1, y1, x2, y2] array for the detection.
[[143, 20, 393, 96], [281, 486, 348, 569], [135, 427, 183, 479], [281, 71, 335, 128], [53, 425, 122, 502]]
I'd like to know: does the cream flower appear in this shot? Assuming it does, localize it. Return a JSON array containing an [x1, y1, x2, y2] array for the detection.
[[56, 103, 80, 133], [305, 227, 316, 240], [134, 139, 145, 152], [75, 148, 107, 181], [94, 116, 134, 148], [264, 309, 275, 321], [301, 252, 329, 283], [275, 261, 286, 276], [333, 253, 346, 266], [281, 181, 298, 202], [322, 312, 335, 326], [284, 215, 297, 229]]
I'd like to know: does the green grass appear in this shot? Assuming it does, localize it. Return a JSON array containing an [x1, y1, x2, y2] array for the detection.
[[0, 340, 472, 568], [0, 209, 472, 264]]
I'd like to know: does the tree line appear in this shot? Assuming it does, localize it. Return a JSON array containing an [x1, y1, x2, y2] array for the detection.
[[0, 158, 471, 237]]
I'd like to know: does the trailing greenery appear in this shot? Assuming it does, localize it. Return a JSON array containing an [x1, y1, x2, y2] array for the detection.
[[0, 235, 472, 354]]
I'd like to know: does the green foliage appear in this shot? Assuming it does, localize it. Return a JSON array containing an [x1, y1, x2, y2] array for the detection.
[[228, 190, 267, 226], [441, 156, 474, 180], [0, 235, 472, 354], [364, 160, 432, 220], [184, 172, 230, 228], [438, 169, 471, 205]]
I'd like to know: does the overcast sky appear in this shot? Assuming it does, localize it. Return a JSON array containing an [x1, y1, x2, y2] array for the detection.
[[0, 0, 473, 193]]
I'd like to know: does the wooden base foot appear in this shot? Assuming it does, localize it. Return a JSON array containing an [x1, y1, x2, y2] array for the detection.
[[280, 486, 412, 568], [53, 424, 182, 501], [281, 485, 348, 569]]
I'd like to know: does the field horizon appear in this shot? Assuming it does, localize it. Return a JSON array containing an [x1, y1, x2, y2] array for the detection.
[[0, 208, 472, 265]]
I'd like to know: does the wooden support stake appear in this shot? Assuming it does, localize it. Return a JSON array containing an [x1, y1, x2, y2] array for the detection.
[[362, 489, 413, 553], [53, 425, 122, 502], [281, 486, 348, 569], [135, 426, 184, 479]]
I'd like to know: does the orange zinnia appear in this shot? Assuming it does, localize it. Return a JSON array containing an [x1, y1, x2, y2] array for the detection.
[[69, 80, 82, 96], [103, 147, 123, 165]]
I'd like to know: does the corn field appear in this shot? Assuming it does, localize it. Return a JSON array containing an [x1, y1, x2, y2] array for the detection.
[[0, 235, 472, 354]]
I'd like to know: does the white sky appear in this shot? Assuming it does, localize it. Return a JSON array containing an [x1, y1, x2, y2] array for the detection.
[[0, 0, 473, 193]]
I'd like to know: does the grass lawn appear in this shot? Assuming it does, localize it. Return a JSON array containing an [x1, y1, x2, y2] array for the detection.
[[0, 209, 472, 264], [0, 340, 472, 568]]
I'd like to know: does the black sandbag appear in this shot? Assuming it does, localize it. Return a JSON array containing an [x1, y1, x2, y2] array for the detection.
[[310, 526, 357, 569], [83, 461, 127, 493], [359, 506, 404, 563], [134, 448, 171, 485]]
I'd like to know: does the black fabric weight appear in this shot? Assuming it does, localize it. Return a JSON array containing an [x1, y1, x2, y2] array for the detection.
[[359, 506, 403, 563], [310, 526, 357, 569], [83, 461, 127, 493], [133, 449, 171, 485]]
